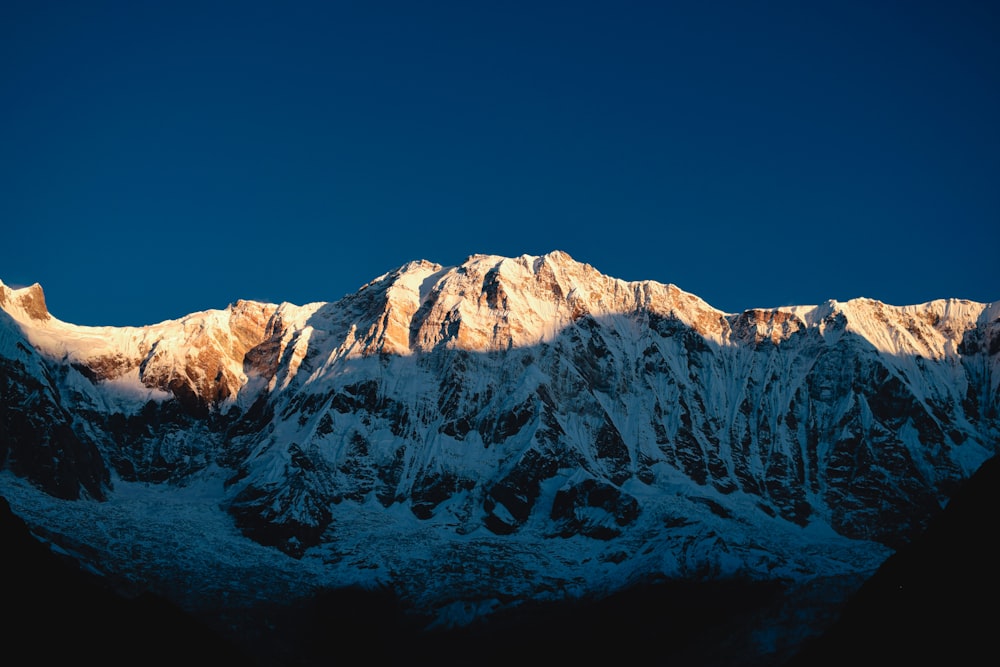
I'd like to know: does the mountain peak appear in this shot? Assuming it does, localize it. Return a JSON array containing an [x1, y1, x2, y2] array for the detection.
[[348, 250, 728, 356], [461, 249, 575, 265], [0, 280, 50, 322]]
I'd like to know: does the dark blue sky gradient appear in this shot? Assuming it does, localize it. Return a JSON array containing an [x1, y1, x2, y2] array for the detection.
[[2, 1, 997, 326]]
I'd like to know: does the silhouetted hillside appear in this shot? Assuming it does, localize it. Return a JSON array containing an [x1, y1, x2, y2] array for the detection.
[[1, 496, 257, 665], [785, 454, 1000, 665]]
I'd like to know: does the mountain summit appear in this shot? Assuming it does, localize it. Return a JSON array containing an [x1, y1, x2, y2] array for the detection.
[[1, 252, 997, 664]]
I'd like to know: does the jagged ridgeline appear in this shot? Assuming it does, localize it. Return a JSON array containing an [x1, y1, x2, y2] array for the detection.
[[1, 251, 998, 637]]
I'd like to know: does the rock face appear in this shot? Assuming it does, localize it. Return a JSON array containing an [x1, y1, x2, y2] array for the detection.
[[209, 253, 996, 556], [0, 254, 997, 634], [0, 311, 108, 500]]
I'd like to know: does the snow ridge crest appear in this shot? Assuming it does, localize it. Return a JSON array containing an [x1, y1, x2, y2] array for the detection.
[[344, 250, 729, 356], [1, 252, 996, 385]]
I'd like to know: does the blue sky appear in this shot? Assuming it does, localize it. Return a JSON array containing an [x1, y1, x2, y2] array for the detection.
[[2, 0, 998, 326]]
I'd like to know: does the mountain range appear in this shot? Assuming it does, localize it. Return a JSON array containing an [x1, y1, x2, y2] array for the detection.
[[2, 250, 997, 664]]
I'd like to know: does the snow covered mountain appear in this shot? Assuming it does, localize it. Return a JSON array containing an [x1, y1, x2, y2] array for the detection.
[[2, 250, 998, 664]]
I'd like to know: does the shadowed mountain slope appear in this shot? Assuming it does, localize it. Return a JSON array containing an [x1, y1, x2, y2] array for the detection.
[[785, 453, 1000, 665], [0, 496, 257, 665]]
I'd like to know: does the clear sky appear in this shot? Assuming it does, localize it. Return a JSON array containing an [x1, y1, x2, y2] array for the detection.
[[2, 0, 998, 326]]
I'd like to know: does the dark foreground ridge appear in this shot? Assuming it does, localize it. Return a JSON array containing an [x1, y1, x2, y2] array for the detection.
[[785, 453, 1000, 666], [1, 496, 257, 665], [243, 578, 786, 666]]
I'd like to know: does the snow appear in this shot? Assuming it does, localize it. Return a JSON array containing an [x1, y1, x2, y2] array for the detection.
[[0, 444, 894, 624]]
